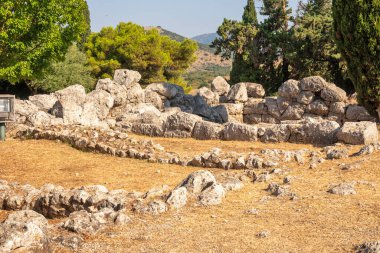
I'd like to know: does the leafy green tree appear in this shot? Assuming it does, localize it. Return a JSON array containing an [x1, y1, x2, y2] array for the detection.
[[85, 22, 198, 88], [290, 0, 353, 92], [333, 0, 380, 116], [30, 44, 95, 93], [0, 0, 90, 85]]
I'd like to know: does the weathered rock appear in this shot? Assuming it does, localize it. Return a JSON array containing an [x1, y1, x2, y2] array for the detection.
[[192, 121, 223, 140], [144, 90, 164, 110], [243, 114, 262, 124], [277, 96, 292, 113], [176, 170, 217, 195], [29, 94, 57, 112], [164, 112, 202, 138], [329, 102, 346, 115], [346, 105, 375, 122], [27, 111, 54, 126], [197, 183, 226, 206], [355, 241, 380, 253], [243, 98, 267, 115], [166, 187, 188, 209], [146, 83, 184, 99], [113, 69, 141, 86], [227, 83, 248, 103], [266, 183, 289, 197], [244, 82, 265, 98], [278, 79, 300, 98], [290, 121, 340, 145], [307, 100, 329, 116], [15, 99, 39, 123], [300, 76, 327, 92], [328, 183, 356, 195], [168, 94, 195, 113], [81, 90, 114, 127], [135, 200, 168, 215], [337, 121, 378, 145], [223, 122, 258, 141], [211, 76, 230, 96], [265, 97, 281, 119], [281, 104, 305, 120], [62, 210, 103, 235], [321, 83, 347, 102], [0, 210, 49, 252], [197, 87, 219, 105], [297, 91, 315, 105], [213, 103, 244, 123], [51, 99, 83, 124], [257, 124, 291, 142], [55, 84, 86, 105], [326, 148, 349, 159]]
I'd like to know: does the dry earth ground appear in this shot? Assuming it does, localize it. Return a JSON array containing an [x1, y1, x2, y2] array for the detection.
[[0, 135, 379, 252]]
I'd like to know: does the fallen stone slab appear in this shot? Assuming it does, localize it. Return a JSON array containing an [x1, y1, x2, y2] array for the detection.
[[337, 121, 378, 145]]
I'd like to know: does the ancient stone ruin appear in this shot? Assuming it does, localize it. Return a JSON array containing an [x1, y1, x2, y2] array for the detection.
[[15, 69, 378, 145]]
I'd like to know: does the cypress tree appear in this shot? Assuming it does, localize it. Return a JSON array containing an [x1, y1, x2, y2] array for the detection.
[[333, 0, 380, 117], [242, 0, 258, 25]]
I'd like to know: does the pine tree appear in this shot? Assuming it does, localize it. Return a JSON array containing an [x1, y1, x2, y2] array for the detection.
[[333, 0, 380, 117]]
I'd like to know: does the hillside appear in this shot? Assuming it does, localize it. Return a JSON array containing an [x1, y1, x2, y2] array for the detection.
[[192, 33, 218, 45], [145, 26, 232, 89]]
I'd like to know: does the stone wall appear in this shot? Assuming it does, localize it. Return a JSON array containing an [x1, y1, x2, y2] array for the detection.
[[14, 69, 379, 145]]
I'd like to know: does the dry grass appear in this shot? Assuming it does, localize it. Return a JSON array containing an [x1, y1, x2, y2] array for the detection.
[[1, 137, 380, 252]]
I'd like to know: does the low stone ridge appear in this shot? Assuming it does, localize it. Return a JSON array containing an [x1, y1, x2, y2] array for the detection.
[[0, 169, 245, 250], [14, 69, 378, 146]]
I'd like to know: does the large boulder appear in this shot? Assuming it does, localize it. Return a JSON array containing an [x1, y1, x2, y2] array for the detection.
[[62, 210, 103, 235], [51, 99, 83, 124], [223, 122, 258, 141], [0, 210, 50, 252], [96, 78, 128, 106], [345, 105, 375, 122], [146, 83, 184, 100], [243, 98, 267, 115], [197, 87, 219, 105], [281, 104, 305, 120], [55, 84, 86, 105], [197, 183, 226, 206], [166, 187, 188, 209], [213, 103, 244, 123], [290, 121, 341, 145], [257, 124, 291, 142], [176, 170, 217, 195], [15, 99, 39, 123], [144, 90, 164, 110], [299, 76, 327, 92], [164, 112, 202, 138], [278, 80, 300, 98], [192, 121, 224, 140], [297, 91, 315, 105], [169, 94, 196, 113], [227, 83, 248, 103], [27, 111, 56, 126], [113, 69, 141, 87], [337, 121, 378, 145], [28, 94, 57, 112], [244, 82, 265, 98], [211, 76, 230, 96], [307, 99, 329, 116], [321, 83, 347, 102], [265, 97, 281, 119], [83, 90, 114, 120], [329, 102, 346, 115]]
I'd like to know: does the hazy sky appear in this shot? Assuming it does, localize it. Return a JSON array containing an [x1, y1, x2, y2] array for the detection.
[[88, 0, 303, 38]]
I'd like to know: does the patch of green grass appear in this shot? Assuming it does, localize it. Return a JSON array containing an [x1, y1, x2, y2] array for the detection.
[[184, 65, 231, 89]]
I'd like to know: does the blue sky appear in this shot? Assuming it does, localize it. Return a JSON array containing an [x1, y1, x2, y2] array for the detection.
[[88, 0, 303, 38]]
